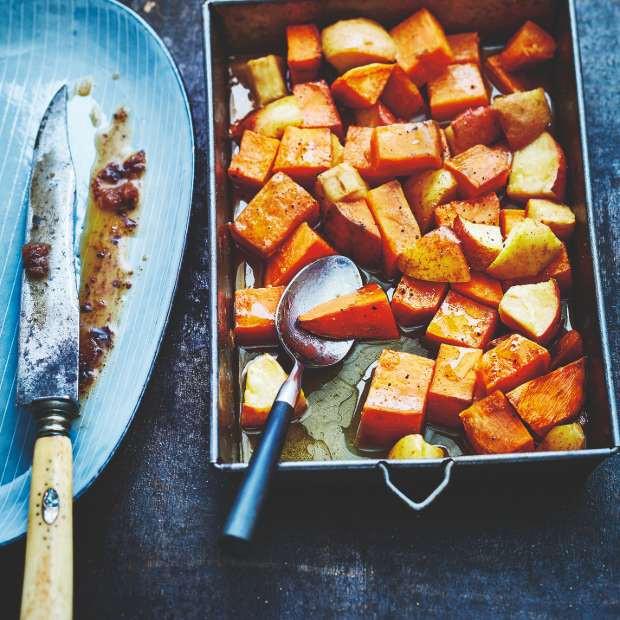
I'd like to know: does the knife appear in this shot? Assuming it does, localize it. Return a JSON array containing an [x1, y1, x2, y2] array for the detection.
[[17, 85, 79, 620]]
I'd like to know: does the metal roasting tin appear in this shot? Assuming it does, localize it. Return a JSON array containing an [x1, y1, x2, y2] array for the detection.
[[203, 0, 619, 500]]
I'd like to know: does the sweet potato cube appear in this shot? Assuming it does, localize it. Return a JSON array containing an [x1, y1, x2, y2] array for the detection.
[[343, 126, 381, 182], [427, 291, 498, 349], [273, 126, 333, 184], [445, 144, 512, 198], [434, 193, 500, 228], [357, 350, 435, 447], [453, 216, 503, 271], [228, 130, 280, 189], [321, 18, 396, 74], [322, 198, 382, 268], [447, 32, 481, 65], [550, 330, 583, 370], [391, 276, 447, 326], [286, 24, 322, 84], [499, 208, 525, 237], [403, 169, 458, 233], [390, 8, 453, 85], [316, 162, 368, 203], [264, 222, 335, 287], [366, 180, 421, 278], [451, 271, 503, 309], [507, 132, 567, 202], [500, 20, 557, 71], [372, 121, 442, 178], [241, 354, 307, 428], [428, 63, 489, 121], [234, 286, 285, 346], [507, 357, 586, 436], [245, 55, 288, 106], [230, 172, 319, 258], [398, 226, 470, 283], [427, 344, 482, 427], [298, 282, 399, 341], [381, 65, 425, 119], [525, 199, 575, 241], [354, 102, 398, 127], [444, 106, 501, 155], [331, 63, 394, 109], [477, 333, 550, 394], [238, 95, 303, 139], [293, 80, 343, 138], [491, 88, 552, 149], [460, 391, 535, 454]]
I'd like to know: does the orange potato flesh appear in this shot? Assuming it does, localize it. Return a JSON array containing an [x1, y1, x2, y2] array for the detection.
[[451, 271, 503, 309], [343, 125, 385, 183], [500, 20, 557, 71], [427, 344, 482, 427], [331, 63, 394, 109], [477, 333, 550, 394], [452, 216, 503, 271], [484, 54, 540, 95], [264, 222, 336, 287], [507, 357, 586, 436], [293, 80, 344, 139], [286, 24, 322, 83], [550, 330, 584, 371], [499, 208, 526, 238], [234, 286, 285, 346], [273, 126, 333, 184], [230, 172, 319, 258], [357, 349, 435, 448], [298, 282, 399, 341], [447, 32, 480, 65], [434, 193, 500, 228], [426, 291, 498, 349], [460, 390, 535, 454], [428, 63, 489, 121], [444, 106, 501, 155], [391, 276, 448, 326], [381, 65, 425, 119], [354, 102, 398, 127], [228, 130, 280, 190]]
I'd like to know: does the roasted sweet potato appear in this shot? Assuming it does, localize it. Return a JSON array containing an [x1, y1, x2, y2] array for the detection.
[[403, 169, 458, 233], [445, 144, 512, 198], [491, 88, 551, 149], [293, 80, 343, 138], [427, 344, 482, 427], [237, 95, 303, 139], [460, 390, 535, 454], [366, 180, 421, 278], [426, 290, 498, 349], [286, 24, 322, 84], [428, 63, 489, 121], [390, 8, 453, 84], [499, 208, 525, 237], [228, 130, 280, 190], [507, 132, 566, 202], [316, 162, 368, 203], [550, 329, 583, 370], [321, 18, 396, 73], [381, 65, 425, 119], [354, 102, 398, 127], [245, 55, 288, 106], [388, 434, 445, 459], [444, 106, 501, 155], [507, 357, 586, 436], [537, 423, 586, 452], [230, 172, 319, 258], [372, 121, 442, 178], [273, 126, 333, 184], [439, 128, 451, 161], [398, 226, 470, 283], [241, 353, 307, 428], [264, 222, 335, 287], [356, 349, 435, 447], [500, 20, 556, 71], [447, 32, 480, 65], [453, 216, 503, 271], [343, 125, 383, 183], [391, 276, 447, 326], [234, 286, 285, 346], [331, 63, 394, 109], [484, 54, 537, 95], [477, 333, 550, 394], [322, 198, 382, 268], [451, 271, 503, 309], [434, 193, 500, 228], [298, 283, 399, 341], [525, 199, 575, 241]]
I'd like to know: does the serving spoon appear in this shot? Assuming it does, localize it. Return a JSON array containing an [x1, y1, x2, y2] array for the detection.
[[222, 255, 363, 547]]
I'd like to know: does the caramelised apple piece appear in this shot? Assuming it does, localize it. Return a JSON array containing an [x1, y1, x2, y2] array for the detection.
[[453, 216, 503, 271], [537, 422, 586, 452], [507, 132, 567, 202], [316, 162, 368, 203], [507, 357, 586, 436], [245, 55, 288, 106], [236, 95, 303, 139], [398, 227, 470, 283], [487, 218, 563, 279], [499, 279, 561, 344], [388, 434, 445, 459], [525, 199, 575, 241]]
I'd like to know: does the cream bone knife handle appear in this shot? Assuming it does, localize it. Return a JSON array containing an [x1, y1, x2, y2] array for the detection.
[[21, 398, 78, 620]]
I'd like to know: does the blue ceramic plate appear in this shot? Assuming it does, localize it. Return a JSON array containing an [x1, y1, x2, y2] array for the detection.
[[0, 0, 194, 544]]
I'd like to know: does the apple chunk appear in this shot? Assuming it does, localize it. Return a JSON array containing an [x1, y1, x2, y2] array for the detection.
[[507, 132, 567, 202], [487, 218, 563, 279], [499, 279, 561, 344], [525, 198, 575, 241], [453, 216, 503, 271]]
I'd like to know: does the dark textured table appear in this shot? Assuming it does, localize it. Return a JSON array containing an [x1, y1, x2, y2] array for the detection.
[[1, 1, 619, 617]]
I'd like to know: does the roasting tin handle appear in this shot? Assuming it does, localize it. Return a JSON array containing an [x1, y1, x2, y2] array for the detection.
[[378, 459, 454, 512]]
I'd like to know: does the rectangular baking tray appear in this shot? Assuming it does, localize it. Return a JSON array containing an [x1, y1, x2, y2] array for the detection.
[[203, 0, 619, 490]]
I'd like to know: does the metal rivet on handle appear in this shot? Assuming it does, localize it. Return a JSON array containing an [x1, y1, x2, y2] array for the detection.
[[42, 487, 60, 524]]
